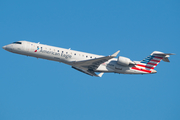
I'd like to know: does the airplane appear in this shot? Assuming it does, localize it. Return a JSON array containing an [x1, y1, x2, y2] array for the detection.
[[2, 41, 175, 77]]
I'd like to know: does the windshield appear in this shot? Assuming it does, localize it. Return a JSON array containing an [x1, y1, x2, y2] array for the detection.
[[12, 42, 22, 44]]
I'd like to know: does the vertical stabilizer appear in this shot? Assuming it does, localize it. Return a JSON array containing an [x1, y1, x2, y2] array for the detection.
[[136, 51, 174, 70]]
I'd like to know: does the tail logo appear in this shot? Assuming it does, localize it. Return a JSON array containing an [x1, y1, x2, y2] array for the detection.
[[141, 55, 155, 64], [141, 55, 162, 65], [136, 54, 163, 70], [132, 53, 163, 73]]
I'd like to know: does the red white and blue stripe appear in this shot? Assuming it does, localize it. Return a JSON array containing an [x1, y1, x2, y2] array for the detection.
[[131, 53, 163, 73]]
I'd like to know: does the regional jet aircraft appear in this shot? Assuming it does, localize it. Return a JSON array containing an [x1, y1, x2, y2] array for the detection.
[[2, 41, 174, 77]]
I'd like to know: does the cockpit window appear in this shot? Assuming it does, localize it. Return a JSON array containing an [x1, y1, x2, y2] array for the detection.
[[12, 42, 22, 44]]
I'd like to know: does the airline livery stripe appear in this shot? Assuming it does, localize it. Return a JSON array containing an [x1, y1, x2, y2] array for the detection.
[[150, 59, 161, 62], [148, 61, 158, 64], [138, 63, 154, 67], [153, 57, 162, 60], [154, 56, 163, 59], [147, 62, 158, 66], [131, 67, 151, 73], [136, 64, 155, 69]]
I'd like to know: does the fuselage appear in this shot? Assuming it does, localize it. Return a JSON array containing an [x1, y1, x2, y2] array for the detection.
[[3, 41, 156, 75]]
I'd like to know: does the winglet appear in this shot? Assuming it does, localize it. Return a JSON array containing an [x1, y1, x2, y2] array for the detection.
[[111, 50, 120, 57]]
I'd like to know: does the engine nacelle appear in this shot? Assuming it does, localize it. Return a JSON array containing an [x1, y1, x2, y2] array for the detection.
[[117, 56, 134, 66]]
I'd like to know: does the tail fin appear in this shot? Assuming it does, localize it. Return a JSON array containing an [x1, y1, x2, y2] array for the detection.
[[137, 51, 175, 70]]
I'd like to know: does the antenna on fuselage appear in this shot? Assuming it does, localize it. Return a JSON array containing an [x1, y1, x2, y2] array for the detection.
[[38, 42, 40, 44]]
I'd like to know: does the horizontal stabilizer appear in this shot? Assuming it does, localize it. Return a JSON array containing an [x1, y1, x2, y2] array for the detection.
[[153, 52, 175, 62], [153, 53, 175, 56]]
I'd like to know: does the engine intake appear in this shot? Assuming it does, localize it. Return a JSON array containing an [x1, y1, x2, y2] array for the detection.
[[117, 56, 134, 66]]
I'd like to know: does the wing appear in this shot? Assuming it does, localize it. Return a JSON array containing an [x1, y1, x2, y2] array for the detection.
[[71, 50, 120, 77]]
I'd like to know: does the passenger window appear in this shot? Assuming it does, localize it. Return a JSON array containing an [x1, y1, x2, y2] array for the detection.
[[74, 53, 76, 55], [58, 50, 59, 52]]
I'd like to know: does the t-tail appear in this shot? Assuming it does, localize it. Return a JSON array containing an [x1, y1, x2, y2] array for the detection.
[[132, 51, 175, 74]]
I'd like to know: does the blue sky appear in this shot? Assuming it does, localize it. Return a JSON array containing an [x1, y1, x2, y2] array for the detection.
[[1, 0, 179, 120]]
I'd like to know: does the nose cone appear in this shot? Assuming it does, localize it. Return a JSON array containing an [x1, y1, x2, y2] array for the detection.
[[2, 45, 6, 50]]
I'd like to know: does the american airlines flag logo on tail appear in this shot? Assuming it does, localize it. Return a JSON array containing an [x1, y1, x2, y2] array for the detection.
[[139, 54, 163, 69], [131, 52, 164, 73]]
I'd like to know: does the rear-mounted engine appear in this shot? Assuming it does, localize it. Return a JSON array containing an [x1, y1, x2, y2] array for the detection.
[[117, 56, 135, 66]]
